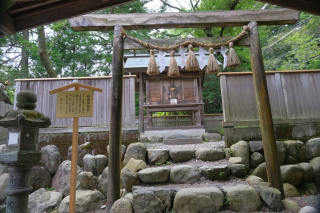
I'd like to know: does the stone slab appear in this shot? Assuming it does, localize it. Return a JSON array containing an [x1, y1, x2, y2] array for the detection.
[[163, 139, 202, 145]]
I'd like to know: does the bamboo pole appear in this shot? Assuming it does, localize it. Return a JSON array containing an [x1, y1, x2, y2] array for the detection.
[[69, 86, 80, 213], [107, 24, 125, 213], [248, 21, 284, 198]]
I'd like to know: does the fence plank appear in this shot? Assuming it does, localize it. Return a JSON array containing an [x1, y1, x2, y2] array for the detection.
[[220, 75, 230, 122]]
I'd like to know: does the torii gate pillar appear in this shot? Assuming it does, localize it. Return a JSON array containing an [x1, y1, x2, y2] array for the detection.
[[248, 21, 284, 198]]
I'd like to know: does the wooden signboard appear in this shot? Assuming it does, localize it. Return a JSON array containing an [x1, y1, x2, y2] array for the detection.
[[49, 83, 102, 213], [56, 90, 94, 118]]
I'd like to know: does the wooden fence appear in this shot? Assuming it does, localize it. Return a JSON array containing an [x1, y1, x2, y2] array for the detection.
[[14, 76, 137, 133], [140, 113, 223, 132], [0, 102, 13, 143], [220, 70, 320, 145]]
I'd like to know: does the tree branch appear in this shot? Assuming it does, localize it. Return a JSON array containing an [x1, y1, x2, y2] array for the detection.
[[159, 0, 183, 11], [189, 0, 195, 11], [194, 0, 200, 9], [219, 0, 239, 37]]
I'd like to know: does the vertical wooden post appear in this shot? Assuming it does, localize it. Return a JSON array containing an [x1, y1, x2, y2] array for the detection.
[[248, 21, 284, 198], [69, 86, 79, 213], [139, 73, 144, 132], [197, 75, 206, 129], [190, 111, 195, 125], [107, 24, 125, 213]]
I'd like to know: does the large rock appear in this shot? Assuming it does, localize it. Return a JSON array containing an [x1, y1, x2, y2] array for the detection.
[[202, 133, 221, 142], [83, 154, 108, 176], [147, 149, 169, 165], [299, 206, 319, 213], [281, 164, 304, 186], [170, 165, 200, 184], [249, 141, 264, 153], [229, 157, 243, 164], [30, 166, 52, 192], [306, 138, 320, 160], [230, 141, 250, 173], [276, 141, 287, 165], [123, 143, 146, 165], [249, 141, 286, 165], [297, 182, 318, 196], [256, 185, 282, 212], [283, 183, 300, 197], [123, 193, 133, 204], [223, 185, 262, 212], [250, 152, 265, 168], [309, 157, 320, 185], [67, 142, 91, 167], [134, 187, 175, 212], [246, 175, 264, 183], [252, 162, 268, 182], [168, 149, 194, 162], [299, 163, 314, 182], [39, 145, 63, 175], [285, 140, 306, 163], [110, 198, 133, 213], [195, 148, 224, 161], [52, 160, 82, 196], [28, 188, 63, 213], [0, 173, 9, 203], [108, 144, 127, 160], [173, 187, 223, 213], [224, 148, 232, 159], [282, 199, 301, 212], [132, 189, 164, 213], [121, 168, 140, 193], [78, 172, 97, 190], [0, 145, 5, 152], [137, 167, 170, 183], [230, 164, 246, 177], [59, 190, 105, 213], [97, 167, 108, 197], [199, 165, 229, 180], [124, 158, 146, 173], [0, 164, 7, 176]]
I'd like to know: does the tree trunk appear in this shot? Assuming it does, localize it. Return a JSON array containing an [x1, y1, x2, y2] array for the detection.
[[21, 30, 29, 78], [37, 26, 57, 78]]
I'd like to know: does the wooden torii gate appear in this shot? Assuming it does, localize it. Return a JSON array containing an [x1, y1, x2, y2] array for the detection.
[[69, 9, 300, 212]]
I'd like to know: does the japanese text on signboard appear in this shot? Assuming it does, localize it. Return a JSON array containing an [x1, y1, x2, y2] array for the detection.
[[56, 90, 93, 118]]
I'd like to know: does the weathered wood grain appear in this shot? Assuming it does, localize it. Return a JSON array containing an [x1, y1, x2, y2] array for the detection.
[[70, 9, 299, 31], [107, 24, 124, 213], [253, 0, 320, 16], [249, 21, 284, 198], [10, 0, 134, 34], [217, 69, 320, 76]]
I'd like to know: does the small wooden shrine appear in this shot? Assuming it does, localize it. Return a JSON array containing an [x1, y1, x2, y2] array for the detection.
[[124, 52, 222, 132]]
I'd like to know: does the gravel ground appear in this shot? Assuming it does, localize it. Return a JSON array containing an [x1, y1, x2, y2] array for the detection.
[[92, 141, 320, 213]]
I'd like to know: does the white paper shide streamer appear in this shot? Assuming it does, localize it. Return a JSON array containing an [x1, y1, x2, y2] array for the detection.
[[179, 46, 187, 69], [198, 46, 207, 70], [158, 50, 166, 73], [221, 46, 228, 69]]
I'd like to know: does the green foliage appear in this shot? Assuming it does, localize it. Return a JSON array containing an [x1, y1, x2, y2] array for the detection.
[[1, 0, 319, 116], [46, 187, 55, 191], [221, 197, 231, 206]]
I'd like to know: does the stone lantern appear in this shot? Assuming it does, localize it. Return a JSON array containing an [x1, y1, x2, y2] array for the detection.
[[0, 83, 51, 213]]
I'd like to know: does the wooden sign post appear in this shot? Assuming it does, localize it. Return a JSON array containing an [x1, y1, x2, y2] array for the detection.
[[49, 83, 102, 213]]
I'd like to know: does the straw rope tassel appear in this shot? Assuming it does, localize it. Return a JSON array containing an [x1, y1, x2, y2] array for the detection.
[[206, 47, 220, 74], [227, 42, 241, 68], [147, 49, 160, 75], [168, 51, 180, 77], [186, 44, 200, 71]]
